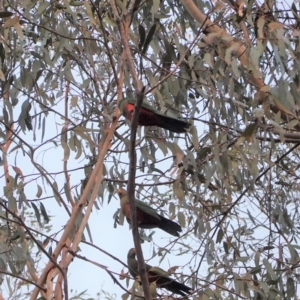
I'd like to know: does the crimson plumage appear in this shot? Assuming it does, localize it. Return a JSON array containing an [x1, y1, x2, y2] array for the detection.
[[118, 98, 191, 133]]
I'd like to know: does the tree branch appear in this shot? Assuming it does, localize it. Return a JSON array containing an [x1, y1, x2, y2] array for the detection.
[[180, 0, 254, 77], [30, 71, 124, 300], [109, 0, 151, 298], [180, 0, 298, 126], [0, 269, 46, 291], [127, 88, 152, 300]]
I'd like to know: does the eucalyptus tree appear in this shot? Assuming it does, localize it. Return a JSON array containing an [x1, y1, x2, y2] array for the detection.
[[0, 0, 299, 299]]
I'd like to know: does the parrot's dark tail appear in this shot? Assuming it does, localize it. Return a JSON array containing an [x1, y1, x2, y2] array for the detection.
[[158, 115, 191, 133], [159, 216, 182, 237], [155, 276, 192, 296], [165, 280, 192, 296]]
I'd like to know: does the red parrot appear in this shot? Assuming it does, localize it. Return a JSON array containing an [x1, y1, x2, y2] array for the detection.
[[127, 248, 192, 296], [118, 98, 191, 133], [117, 188, 182, 237]]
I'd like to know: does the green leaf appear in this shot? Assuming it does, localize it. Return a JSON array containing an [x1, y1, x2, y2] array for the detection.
[[142, 24, 157, 54], [152, 0, 160, 13], [52, 181, 61, 205], [18, 99, 32, 132], [216, 228, 223, 243], [36, 185, 43, 198], [173, 180, 184, 203], [263, 258, 277, 280], [241, 122, 258, 140], [72, 128, 97, 148], [8, 261, 17, 275], [19, 190, 30, 208], [138, 25, 146, 50], [8, 195, 17, 213], [41, 116, 46, 143], [177, 211, 185, 228], [61, 128, 70, 161], [0, 12, 13, 18], [31, 202, 41, 226], [250, 266, 261, 274], [0, 257, 6, 271], [169, 202, 175, 217], [40, 203, 49, 224], [287, 243, 299, 263], [287, 277, 295, 298], [263, 246, 275, 251], [84, 2, 96, 25]]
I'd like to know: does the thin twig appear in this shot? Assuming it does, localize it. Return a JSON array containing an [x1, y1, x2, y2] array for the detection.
[[62, 80, 75, 208], [0, 270, 46, 291], [62, 248, 69, 300]]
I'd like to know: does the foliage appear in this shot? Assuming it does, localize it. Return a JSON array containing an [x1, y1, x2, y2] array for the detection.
[[0, 0, 299, 299]]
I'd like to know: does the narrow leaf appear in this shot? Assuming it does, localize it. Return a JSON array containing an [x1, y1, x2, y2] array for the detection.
[[40, 203, 49, 223], [142, 24, 156, 54], [31, 202, 41, 226], [177, 211, 185, 228], [138, 24, 146, 50]]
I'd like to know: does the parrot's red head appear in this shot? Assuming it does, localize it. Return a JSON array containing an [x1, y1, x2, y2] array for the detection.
[[118, 98, 135, 120], [117, 188, 127, 198]]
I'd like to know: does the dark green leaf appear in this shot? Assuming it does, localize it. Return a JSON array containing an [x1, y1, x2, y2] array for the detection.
[[287, 277, 295, 298], [216, 228, 223, 243], [40, 203, 49, 224], [0, 12, 13, 18], [31, 202, 41, 226], [138, 24, 146, 50], [142, 24, 157, 54], [250, 266, 261, 274]]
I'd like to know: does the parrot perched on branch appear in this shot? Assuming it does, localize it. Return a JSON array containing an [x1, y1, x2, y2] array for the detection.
[[127, 248, 192, 296], [118, 98, 191, 133], [117, 188, 182, 237]]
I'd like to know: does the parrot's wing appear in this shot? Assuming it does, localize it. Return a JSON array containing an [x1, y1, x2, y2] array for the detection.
[[135, 199, 161, 221]]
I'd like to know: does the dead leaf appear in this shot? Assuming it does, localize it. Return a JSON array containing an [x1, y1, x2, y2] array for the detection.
[[214, 1, 226, 12], [268, 22, 284, 31], [260, 85, 270, 93], [4, 15, 19, 28], [238, 2, 244, 16], [12, 166, 24, 181], [119, 269, 127, 280], [14, 22, 24, 41]]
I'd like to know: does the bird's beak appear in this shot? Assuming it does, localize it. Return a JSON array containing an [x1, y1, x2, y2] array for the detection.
[[116, 188, 122, 197], [113, 188, 121, 201], [117, 188, 126, 198]]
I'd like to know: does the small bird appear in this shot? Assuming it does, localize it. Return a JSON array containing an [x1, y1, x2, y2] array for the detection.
[[127, 248, 192, 296], [118, 98, 191, 133], [117, 188, 182, 237]]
